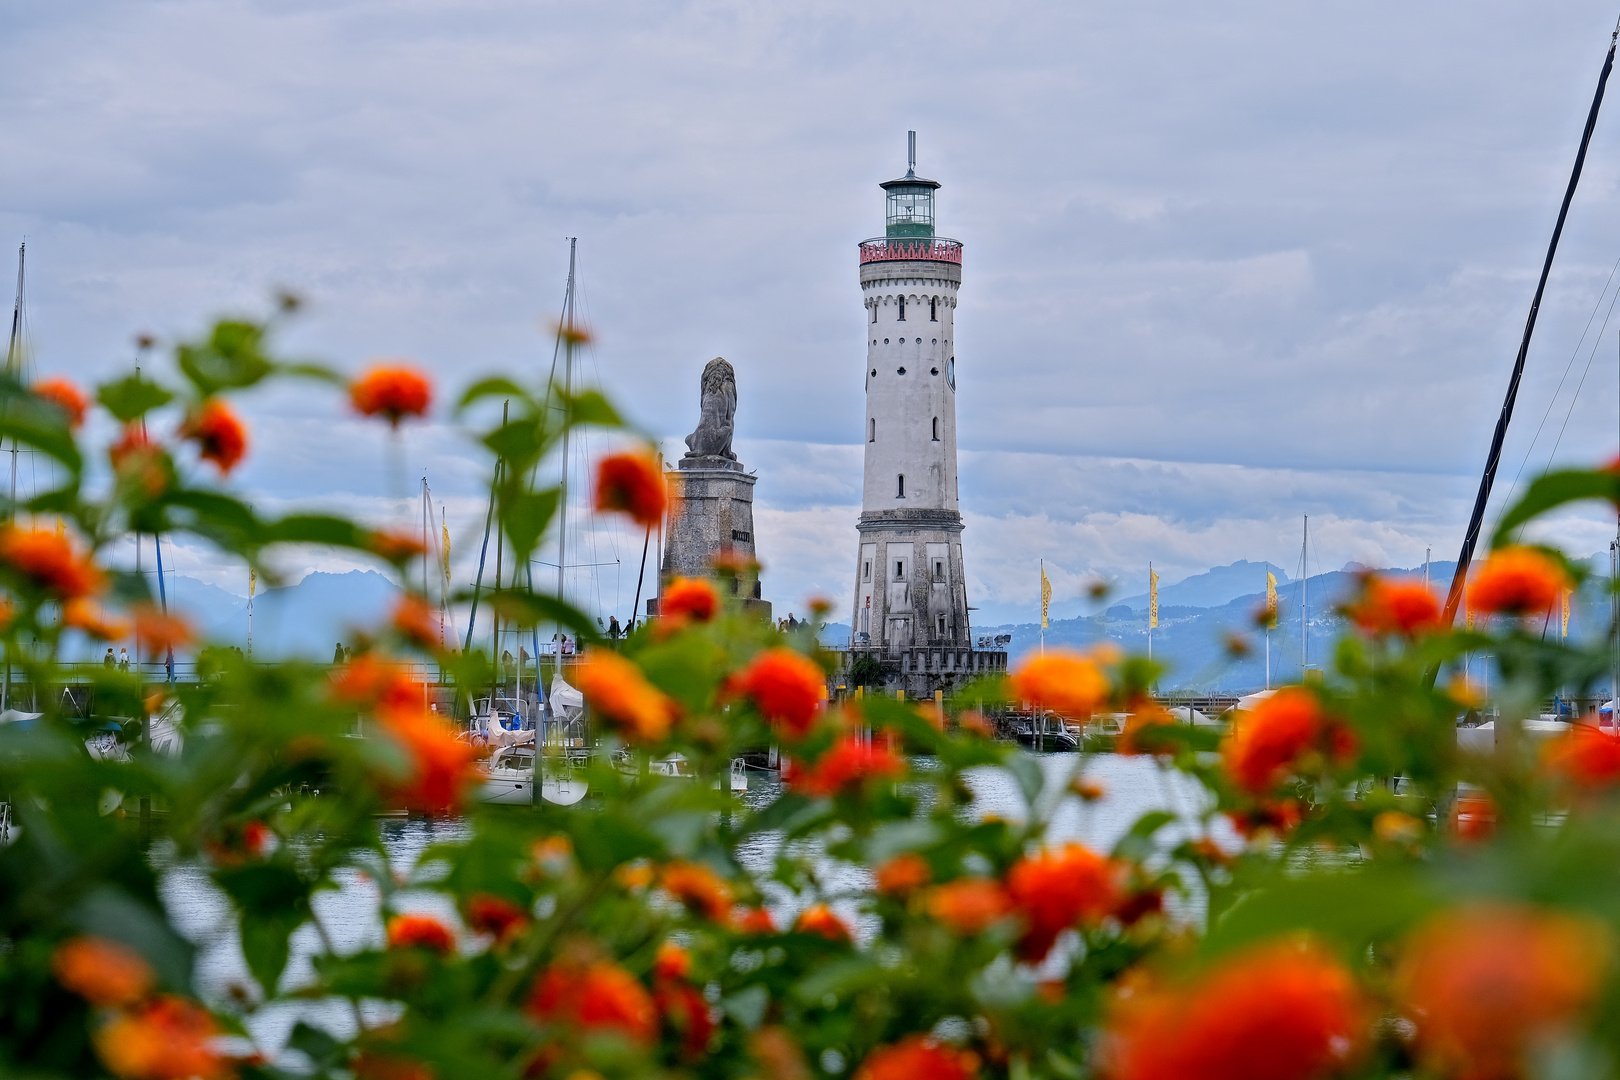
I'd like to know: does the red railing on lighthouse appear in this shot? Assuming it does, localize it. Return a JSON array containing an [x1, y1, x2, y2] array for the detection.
[[858, 237, 963, 266]]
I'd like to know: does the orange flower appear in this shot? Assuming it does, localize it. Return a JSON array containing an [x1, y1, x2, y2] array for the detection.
[[179, 398, 247, 473], [735, 647, 826, 738], [109, 425, 171, 498], [656, 979, 715, 1059], [392, 594, 440, 650], [33, 376, 88, 428], [1100, 937, 1364, 1080], [660, 576, 720, 627], [787, 735, 904, 797], [925, 878, 1013, 936], [386, 913, 456, 955], [1118, 707, 1177, 756], [331, 655, 424, 711], [795, 903, 852, 944], [206, 819, 271, 866], [0, 526, 102, 599], [575, 649, 678, 742], [1227, 799, 1305, 840], [1348, 575, 1442, 638], [735, 906, 777, 935], [854, 1036, 979, 1080], [53, 936, 153, 1007], [1543, 723, 1620, 789], [132, 603, 194, 659], [595, 451, 668, 529], [93, 996, 228, 1080], [1396, 904, 1609, 1080], [1468, 546, 1569, 618], [63, 598, 131, 641], [1451, 793, 1496, 843], [654, 940, 692, 981], [368, 529, 428, 563], [351, 365, 432, 427], [465, 893, 527, 942], [527, 959, 658, 1046], [661, 861, 734, 922], [353, 1051, 435, 1080], [874, 852, 931, 897], [1006, 843, 1123, 962], [1008, 649, 1109, 716], [1221, 687, 1353, 797], [376, 707, 482, 815]]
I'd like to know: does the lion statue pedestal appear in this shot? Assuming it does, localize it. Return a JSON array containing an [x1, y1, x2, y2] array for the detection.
[[650, 358, 771, 620]]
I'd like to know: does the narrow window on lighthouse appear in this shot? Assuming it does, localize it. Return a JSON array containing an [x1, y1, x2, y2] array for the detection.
[[869, 418, 875, 442], [898, 297, 906, 321], [872, 305, 877, 323], [930, 297, 937, 321], [864, 561, 871, 581], [932, 417, 939, 441], [897, 474, 905, 498], [936, 614, 946, 636]]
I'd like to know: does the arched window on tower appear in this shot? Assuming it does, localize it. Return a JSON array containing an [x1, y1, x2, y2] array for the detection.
[[869, 418, 876, 442], [930, 297, 937, 321], [872, 304, 877, 323], [932, 417, 939, 441], [897, 474, 905, 498], [898, 297, 906, 321]]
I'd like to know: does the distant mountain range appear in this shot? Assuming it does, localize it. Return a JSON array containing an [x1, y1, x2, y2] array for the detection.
[[816, 554, 1616, 693]]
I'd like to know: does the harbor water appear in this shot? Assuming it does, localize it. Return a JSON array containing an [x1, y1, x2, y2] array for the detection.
[[158, 753, 1216, 1053]]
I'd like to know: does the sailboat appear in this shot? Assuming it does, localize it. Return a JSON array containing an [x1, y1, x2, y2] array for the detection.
[[471, 240, 592, 807]]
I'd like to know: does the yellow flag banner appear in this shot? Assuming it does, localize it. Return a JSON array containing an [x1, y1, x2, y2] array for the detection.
[[442, 520, 453, 585], [1040, 563, 1052, 629], [1562, 588, 1571, 638], [249, 567, 257, 599], [1149, 567, 1160, 629], [1265, 570, 1278, 625]]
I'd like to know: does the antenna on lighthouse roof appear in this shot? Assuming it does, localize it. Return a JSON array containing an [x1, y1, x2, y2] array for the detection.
[[907, 131, 916, 177]]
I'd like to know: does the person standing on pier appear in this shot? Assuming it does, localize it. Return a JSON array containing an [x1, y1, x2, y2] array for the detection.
[[333, 642, 345, 665], [608, 615, 621, 641], [103, 648, 114, 668], [117, 648, 129, 671]]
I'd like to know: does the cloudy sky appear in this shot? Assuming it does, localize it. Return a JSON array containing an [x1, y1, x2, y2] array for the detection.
[[8, 0, 1620, 625]]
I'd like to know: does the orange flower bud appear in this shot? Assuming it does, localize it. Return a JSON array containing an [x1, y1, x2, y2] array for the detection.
[[179, 398, 247, 474], [386, 913, 456, 955], [925, 878, 1013, 936], [594, 451, 668, 529], [33, 376, 88, 428], [0, 526, 102, 599], [52, 936, 153, 1007], [794, 903, 852, 944], [1396, 904, 1609, 1080], [854, 1036, 978, 1080], [735, 647, 826, 738], [1008, 649, 1109, 716], [1006, 843, 1123, 962], [1347, 575, 1442, 637], [351, 365, 432, 427], [873, 852, 931, 897], [1468, 546, 1569, 618], [575, 649, 678, 743], [93, 996, 228, 1080]]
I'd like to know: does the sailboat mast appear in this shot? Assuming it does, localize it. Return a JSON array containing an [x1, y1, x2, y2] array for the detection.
[[1301, 515, 1309, 673], [7, 243, 24, 521], [555, 238, 577, 619]]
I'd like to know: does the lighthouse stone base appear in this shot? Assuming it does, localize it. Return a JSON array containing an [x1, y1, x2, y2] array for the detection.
[[649, 455, 771, 619]]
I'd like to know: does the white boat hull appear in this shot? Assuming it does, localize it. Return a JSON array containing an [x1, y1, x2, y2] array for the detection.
[[480, 771, 589, 806]]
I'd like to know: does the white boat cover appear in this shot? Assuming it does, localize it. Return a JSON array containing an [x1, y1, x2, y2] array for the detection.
[[551, 675, 584, 723], [1234, 689, 1277, 712]]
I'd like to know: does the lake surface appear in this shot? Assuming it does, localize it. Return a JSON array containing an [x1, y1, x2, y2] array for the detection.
[[158, 753, 1216, 1053]]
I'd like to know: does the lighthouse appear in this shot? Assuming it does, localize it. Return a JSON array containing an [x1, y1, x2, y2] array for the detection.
[[848, 133, 1005, 693]]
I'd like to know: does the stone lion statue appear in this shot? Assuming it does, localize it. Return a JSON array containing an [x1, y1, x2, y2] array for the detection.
[[684, 357, 737, 460]]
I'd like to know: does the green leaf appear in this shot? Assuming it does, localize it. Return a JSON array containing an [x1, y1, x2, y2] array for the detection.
[[1005, 751, 1044, 809], [458, 377, 530, 411], [240, 911, 302, 995], [1491, 469, 1620, 548], [502, 489, 560, 562], [1112, 810, 1175, 862], [263, 513, 370, 549], [177, 319, 274, 395], [721, 985, 770, 1030], [567, 389, 623, 427], [97, 373, 174, 423], [484, 590, 602, 642]]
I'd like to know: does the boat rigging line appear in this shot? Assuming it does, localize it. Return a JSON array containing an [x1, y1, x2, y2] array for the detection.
[[1440, 16, 1620, 635]]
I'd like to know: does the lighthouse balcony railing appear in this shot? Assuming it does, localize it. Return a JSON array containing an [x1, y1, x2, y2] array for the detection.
[[858, 237, 963, 266]]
